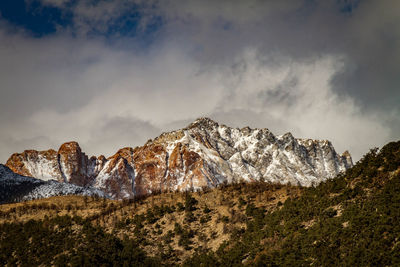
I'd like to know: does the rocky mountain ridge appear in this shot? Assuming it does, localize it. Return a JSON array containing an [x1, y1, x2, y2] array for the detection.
[[0, 164, 107, 203], [5, 118, 353, 199]]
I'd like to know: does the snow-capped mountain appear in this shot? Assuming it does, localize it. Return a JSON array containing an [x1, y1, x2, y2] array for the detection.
[[0, 164, 107, 203], [5, 118, 353, 199]]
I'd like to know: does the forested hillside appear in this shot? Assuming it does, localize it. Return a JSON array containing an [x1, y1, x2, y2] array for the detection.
[[187, 141, 400, 266], [0, 141, 399, 266]]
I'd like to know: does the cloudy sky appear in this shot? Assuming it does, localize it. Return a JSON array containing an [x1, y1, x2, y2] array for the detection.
[[0, 0, 399, 163]]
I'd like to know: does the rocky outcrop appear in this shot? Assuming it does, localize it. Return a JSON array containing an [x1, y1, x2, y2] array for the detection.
[[7, 149, 60, 181], [6, 118, 353, 199], [6, 142, 133, 199]]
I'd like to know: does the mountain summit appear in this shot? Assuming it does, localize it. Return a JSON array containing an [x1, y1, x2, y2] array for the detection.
[[5, 118, 352, 199]]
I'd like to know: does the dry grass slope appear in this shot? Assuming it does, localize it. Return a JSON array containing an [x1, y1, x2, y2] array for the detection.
[[0, 182, 301, 264]]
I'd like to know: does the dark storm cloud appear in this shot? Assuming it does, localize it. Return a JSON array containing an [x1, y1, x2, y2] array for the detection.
[[0, 0, 398, 163]]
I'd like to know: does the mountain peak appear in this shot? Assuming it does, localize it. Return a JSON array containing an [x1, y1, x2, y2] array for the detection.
[[187, 117, 219, 129], [280, 132, 295, 141], [342, 150, 351, 157], [58, 141, 82, 155], [59, 141, 80, 147]]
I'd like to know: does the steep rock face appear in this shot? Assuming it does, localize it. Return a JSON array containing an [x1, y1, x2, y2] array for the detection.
[[6, 118, 353, 199], [132, 144, 167, 195], [58, 142, 90, 185], [7, 149, 60, 181], [164, 142, 219, 192], [95, 147, 136, 199]]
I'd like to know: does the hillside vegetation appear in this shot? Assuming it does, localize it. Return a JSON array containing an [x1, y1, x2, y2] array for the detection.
[[0, 141, 399, 266]]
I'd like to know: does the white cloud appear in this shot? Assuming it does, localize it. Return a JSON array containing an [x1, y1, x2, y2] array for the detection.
[[0, 1, 399, 164], [0, 30, 392, 163]]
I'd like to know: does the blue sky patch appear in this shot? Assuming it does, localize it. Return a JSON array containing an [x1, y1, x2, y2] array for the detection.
[[0, 0, 73, 37]]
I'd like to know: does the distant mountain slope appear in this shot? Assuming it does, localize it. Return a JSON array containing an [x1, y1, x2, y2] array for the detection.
[[5, 118, 352, 199], [0, 164, 107, 203]]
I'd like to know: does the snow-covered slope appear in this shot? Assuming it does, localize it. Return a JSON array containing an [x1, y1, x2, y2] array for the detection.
[[0, 164, 107, 203], [5, 118, 353, 199], [150, 118, 353, 190]]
